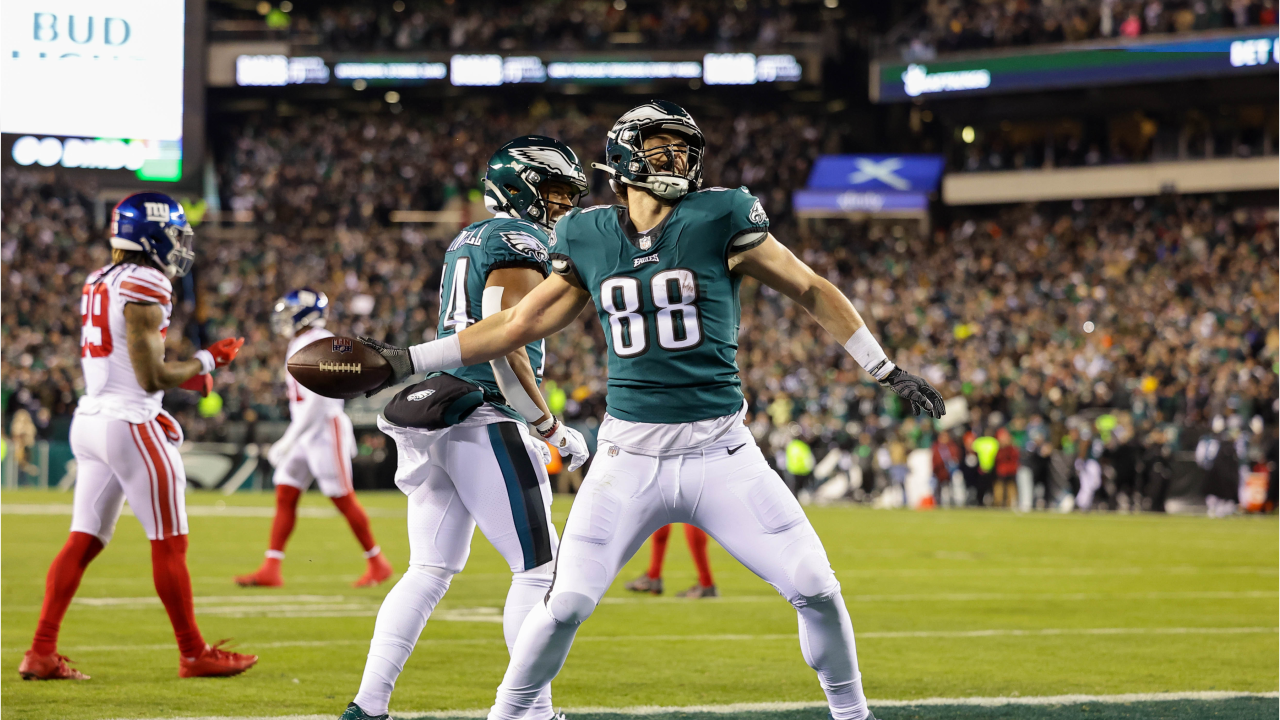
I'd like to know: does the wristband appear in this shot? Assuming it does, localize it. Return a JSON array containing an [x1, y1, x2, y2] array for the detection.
[[843, 326, 895, 381], [193, 349, 216, 375], [408, 334, 462, 374], [536, 416, 559, 438]]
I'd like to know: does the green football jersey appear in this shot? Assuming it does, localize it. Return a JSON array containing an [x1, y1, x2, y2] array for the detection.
[[550, 187, 769, 424], [437, 216, 550, 421]]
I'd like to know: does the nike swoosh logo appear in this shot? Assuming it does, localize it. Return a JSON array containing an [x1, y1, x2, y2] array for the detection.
[[727, 444, 747, 455]]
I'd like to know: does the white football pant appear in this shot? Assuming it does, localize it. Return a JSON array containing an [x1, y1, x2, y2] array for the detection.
[[272, 414, 357, 497], [488, 424, 870, 720], [68, 412, 189, 543], [355, 420, 558, 718]]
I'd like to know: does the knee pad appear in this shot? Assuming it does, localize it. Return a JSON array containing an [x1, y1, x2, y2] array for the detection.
[[546, 591, 596, 625], [789, 550, 840, 606]]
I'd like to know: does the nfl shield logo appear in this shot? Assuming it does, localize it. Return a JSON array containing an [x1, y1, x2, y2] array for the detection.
[[639, 237, 652, 250], [332, 338, 353, 354]]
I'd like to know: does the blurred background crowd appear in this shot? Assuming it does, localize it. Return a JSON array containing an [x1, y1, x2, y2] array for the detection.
[[3, 101, 1276, 510]]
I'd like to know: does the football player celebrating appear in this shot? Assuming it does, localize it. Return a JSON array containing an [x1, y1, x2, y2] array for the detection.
[[362, 103, 944, 720], [340, 136, 590, 720], [235, 290, 393, 588], [20, 193, 257, 681]]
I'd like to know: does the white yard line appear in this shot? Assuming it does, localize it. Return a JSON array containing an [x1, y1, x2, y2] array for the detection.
[[18, 626, 1276, 654], [102, 690, 1280, 720]]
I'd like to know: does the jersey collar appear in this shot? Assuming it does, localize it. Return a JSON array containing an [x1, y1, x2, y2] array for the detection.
[[615, 201, 679, 252]]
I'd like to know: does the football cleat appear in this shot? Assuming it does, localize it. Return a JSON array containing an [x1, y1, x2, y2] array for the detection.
[[18, 651, 89, 680], [624, 575, 663, 595], [353, 553, 394, 588], [675, 584, 719, 599], [179, 640, 258, 678], [339, 701, 388, 720], [234, 560, 283, 587]]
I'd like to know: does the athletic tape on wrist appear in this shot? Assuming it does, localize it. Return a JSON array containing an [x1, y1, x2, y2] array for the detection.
[[843, 326, 895, 381], [193, 350, 216, 375], [409, 334, 462, 374]]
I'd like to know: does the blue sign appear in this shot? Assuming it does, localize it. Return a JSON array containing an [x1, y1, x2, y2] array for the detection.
[[793, 189, 929, 214], [806, 155, 945, 192]]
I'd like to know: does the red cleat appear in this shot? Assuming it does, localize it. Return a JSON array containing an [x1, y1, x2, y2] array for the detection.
[[353, 553, 393, 588], [179, 640, 258, 678], [18, 650, 89, 680], [234, 560, 283, 587]]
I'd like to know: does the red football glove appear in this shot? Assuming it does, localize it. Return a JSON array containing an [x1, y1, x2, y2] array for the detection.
[[179, 374, 213, 397], [206, 337, 245, 368]]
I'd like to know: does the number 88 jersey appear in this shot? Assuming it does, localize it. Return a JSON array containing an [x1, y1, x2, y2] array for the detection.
[[550, 186, 769, 425], [79, 263, 173, 421]]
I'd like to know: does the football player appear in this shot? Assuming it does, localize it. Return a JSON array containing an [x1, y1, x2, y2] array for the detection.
[[625, 524, 719, 598], [20, 193, 257, 680], [362, 102, 945, 720], [340, 136, 590, 720], [234, 289, 393, 588]]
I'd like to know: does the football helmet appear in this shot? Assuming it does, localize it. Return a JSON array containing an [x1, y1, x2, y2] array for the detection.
[[483, 135, 588, 231], [110, 192, 196, 278], [593, 100, 705, 201], [272, 288, 329, 338]]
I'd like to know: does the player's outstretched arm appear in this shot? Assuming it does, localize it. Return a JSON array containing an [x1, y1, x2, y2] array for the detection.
[[359, 274, 591, 393], [124, 303, 244, 393], [729, 235, 945, 419]]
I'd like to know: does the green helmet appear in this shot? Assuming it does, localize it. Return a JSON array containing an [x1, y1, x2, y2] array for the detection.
[[483, 135, 588, 231], [591, 100, 705, 201]]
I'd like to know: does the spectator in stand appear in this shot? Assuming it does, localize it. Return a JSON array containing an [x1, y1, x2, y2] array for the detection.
[[994, 428, 1020, 508], [932, 429, 963, 507], [972, 433, 999, 506]]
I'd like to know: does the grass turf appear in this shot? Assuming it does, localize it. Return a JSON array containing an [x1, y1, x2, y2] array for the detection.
[[1, 489, 1275, 720]]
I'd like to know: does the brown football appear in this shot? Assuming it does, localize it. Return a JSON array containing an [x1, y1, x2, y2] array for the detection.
[[287, 336, 391, 400]]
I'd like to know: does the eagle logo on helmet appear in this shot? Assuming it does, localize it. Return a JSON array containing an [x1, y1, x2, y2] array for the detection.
[[501, 231, 549, 263], [507, 147, 582, 180]]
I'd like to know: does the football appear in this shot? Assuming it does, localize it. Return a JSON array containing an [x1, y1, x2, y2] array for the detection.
[[286, 336, 390, 400]]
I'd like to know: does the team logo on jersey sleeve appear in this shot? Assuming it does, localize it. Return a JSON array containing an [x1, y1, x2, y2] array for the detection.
[[500, 231, 549, 263], [332, 338, 353, 354], [408, 389, 436, 401], [748, 198, 768, 226]]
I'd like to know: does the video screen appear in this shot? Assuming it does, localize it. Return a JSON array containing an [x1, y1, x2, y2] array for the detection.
[[1, 0, 186, 181]]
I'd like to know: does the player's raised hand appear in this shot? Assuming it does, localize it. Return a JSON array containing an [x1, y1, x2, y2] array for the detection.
[[357, 336, 414, 397], [879, 366, 946, 420], [194, 337, 245, 373], [541, 417, 590, 472]]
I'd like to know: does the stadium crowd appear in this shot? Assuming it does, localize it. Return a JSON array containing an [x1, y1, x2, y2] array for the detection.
[[3, 105, 1276, 510], [210, 0, 835, 52], [899, 0, 1275, 58]]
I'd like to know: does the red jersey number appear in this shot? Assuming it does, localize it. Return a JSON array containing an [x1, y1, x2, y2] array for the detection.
[[80, 284, 113, 358]]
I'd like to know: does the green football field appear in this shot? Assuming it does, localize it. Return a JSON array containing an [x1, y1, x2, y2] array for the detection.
[[2, 489, 1276, 720]]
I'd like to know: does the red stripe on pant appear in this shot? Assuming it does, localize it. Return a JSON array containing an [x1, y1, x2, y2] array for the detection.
[[137, 422, 174, 539], [152, 420, 182, 535], [128, 424, 164, 540]]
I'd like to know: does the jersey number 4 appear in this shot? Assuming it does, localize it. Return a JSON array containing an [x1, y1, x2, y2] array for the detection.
[[80, 284, 113, 358], [601, 269, 701, 357]]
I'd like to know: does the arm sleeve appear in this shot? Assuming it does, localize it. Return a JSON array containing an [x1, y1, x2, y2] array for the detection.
[[481, 286, 546, 424], [726, 187, 770, 255]]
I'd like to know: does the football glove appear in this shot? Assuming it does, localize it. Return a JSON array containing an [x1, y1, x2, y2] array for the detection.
[[194, 337, 245, 372], [879, 366, 946, 420], [539, 417, 590, 472], [266, 440, 290, 467], [178, 373, 213, 397], [357, 336, 414, 397]]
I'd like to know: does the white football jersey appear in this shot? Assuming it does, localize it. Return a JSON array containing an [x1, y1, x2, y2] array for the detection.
[[285, 326, 346, 436], [77, 263, 173, 424]]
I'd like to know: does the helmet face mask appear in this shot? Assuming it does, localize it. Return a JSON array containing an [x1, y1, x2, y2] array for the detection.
[[484, 136, 588, 231]]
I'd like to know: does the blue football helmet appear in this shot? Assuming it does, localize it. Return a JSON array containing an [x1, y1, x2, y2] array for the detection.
[[110, 192, 196, 278], [271, 288, 329, 338]]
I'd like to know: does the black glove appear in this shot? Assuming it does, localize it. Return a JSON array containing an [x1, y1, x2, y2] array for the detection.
[[358, 336, 415, 397], [879, 366, 946, 420]]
